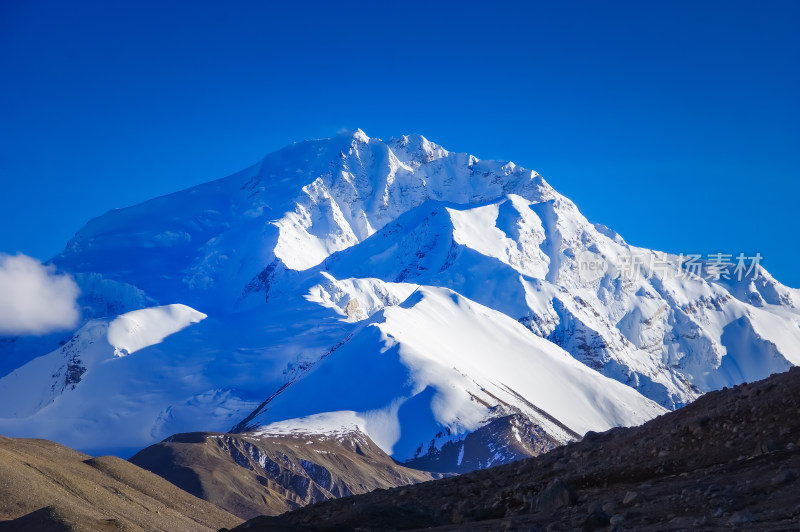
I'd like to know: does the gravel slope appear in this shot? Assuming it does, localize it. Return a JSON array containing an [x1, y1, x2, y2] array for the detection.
[[0, 436, 241, 531]]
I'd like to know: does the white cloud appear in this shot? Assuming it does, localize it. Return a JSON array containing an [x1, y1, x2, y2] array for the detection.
[[0, 254, 81, 335]]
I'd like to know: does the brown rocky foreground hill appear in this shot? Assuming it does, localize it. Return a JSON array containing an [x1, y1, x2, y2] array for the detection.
[[233, 367, 800, 531], [129, 428, 440, 519], [0, 436, 241, 531]]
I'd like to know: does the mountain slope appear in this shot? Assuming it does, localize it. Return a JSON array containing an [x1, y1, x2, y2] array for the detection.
[[0, 305, 218, 456], [318, 192, 800, 409], [238, 286, 664, 464], [0, 129, 797, 466], [232, 367, 800, 532], [0, 435, 240, 531], [129, 419, 439, 520]]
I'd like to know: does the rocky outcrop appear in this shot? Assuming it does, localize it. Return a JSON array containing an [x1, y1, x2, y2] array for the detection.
[[129, 429, 440, 519]]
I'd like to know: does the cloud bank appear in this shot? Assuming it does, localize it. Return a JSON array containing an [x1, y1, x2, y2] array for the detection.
[[0, 254, 81, 335]]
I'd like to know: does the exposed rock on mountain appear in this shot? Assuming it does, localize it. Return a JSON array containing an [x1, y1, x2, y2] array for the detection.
[[129, 422, 439, 520], [231, 367, 800, 531], [402, 413, 565, 474]]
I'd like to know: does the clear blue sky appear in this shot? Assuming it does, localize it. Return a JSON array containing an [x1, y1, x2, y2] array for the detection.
[[1, 1, 798, 285]]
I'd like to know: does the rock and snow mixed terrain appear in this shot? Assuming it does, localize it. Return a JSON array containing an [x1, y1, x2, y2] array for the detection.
[[236, 286, 663, 465], [129, 425, 439, 519], [0, 129, 798, 467], [234, 367, 800, 531]]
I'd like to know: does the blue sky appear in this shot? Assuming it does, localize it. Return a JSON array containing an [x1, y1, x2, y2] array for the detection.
[[1, 1, 799, 285]]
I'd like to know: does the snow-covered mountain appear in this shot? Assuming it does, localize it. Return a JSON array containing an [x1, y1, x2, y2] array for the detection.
[[1, 129, 798, 463]]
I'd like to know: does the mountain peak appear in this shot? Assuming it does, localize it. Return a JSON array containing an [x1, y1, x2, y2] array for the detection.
[[388, 133, 449, 163], [336, 128, 370, 144]]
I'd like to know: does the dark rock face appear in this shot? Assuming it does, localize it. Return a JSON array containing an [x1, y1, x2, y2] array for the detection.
[[232, 367, 800, 531], [403, 413, 561, 474]]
